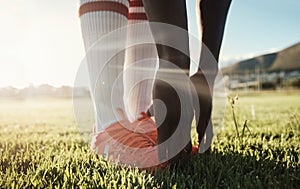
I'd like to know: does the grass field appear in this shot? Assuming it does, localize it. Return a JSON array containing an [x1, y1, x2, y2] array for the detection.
[[0, 92, 299, 188]]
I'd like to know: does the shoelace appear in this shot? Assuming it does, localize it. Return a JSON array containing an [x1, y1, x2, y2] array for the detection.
[[137, 111, 150, 121]]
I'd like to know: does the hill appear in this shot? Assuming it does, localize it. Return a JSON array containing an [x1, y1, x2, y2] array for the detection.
[[222, 42, 300, 74]]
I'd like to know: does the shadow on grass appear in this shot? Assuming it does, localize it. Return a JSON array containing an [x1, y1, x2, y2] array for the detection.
[[152, 150, 299, 189]]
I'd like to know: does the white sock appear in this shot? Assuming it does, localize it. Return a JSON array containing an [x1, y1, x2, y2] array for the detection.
[[123, 0, 158, 121], [79, 0, 129, 132]]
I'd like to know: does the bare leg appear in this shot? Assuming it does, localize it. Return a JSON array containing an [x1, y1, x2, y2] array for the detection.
[[193, 0, 232, 148], [142, 0, 193, 164], [200, 0, 232, 61]]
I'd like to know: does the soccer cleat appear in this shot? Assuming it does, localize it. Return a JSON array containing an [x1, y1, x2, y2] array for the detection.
[[92, 110, 165, 170], [192, 146, 199, 155], [92, 110, 199, 170]]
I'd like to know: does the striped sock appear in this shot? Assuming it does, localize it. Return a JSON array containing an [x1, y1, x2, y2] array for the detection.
[[79, 0, 129, 132], [123, 0, 158, 121]]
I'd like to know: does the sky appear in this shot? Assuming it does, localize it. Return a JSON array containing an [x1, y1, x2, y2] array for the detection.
[[0, 0, 299, 88]]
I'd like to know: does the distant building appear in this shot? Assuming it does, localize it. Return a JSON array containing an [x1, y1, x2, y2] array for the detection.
[[222, 42, 300, 90]]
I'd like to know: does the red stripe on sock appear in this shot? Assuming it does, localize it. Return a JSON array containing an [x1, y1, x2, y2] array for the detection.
[[79, 1, 128, 17], [128, 13, 147, 20], [130, 1, 143, 7]]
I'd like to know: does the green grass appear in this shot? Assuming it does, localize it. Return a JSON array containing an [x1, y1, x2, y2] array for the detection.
[[0, 92, 299, 188]]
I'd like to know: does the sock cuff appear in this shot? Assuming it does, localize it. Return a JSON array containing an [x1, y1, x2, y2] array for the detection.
[[79, 0, 130, 17], [80, 0, 129, 6], [78, 0, 147, 20], [129, 0, 147, 20]]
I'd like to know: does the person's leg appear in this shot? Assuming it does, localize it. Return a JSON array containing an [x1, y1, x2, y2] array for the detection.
[[79, 0, 129, 133], [192, 0, 232, 150], [124, 0, 158, 122], [200, 0, 232, 62], [142, 0, 193, 164]]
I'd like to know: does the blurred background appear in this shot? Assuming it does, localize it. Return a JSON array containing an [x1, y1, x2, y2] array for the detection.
[[0, 0, 299, 97]]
